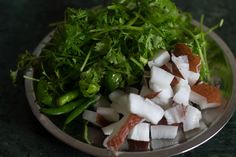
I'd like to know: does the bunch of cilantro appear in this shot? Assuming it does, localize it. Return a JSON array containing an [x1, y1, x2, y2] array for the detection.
[[12, 0, 223, 108]]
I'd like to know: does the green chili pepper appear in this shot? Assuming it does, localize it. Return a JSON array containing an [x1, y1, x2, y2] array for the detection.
[[57, 90, 80, 106], [104, 71, 124, 92], [83, 120, 91, 144], [40, 99, 86, 115], [64, 95, 100, 125]]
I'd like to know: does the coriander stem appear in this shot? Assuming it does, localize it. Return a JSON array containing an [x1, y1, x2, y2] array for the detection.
[[23, 75, 40, 82], [205, 19, 224, 34], [80, 49, 92, 72], [90, 25, 143, 36], [130, 57, 144, 70], [200, 15, 209, 80], [104, 65, 129, 75], [127, 14, 140, 26], [84, 121, 91, 144]]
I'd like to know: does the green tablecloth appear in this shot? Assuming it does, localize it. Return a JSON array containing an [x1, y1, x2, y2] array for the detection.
[[0, 0, 235, 156]]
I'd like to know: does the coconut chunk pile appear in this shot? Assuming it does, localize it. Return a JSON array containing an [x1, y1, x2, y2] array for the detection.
[[82, 43, 222, 152]]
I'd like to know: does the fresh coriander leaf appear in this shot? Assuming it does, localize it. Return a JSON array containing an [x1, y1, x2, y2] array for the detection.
[[36, 79, 54, 106]]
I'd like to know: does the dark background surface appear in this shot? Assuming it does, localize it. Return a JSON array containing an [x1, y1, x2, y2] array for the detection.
[[0, 0, 236, 156]]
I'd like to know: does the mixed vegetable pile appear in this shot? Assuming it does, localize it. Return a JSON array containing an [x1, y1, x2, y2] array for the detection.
[[11, 0, 229, 153], [99, 43, 221, 152]]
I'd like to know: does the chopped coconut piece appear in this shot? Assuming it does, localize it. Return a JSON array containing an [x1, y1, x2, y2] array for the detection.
[[149, 66, 175, 92], [128, 123, 150, 142], [164, 104, 185, 124], [189, 91, 207, 108], [148, 50, 170, 68], [129, 93, 164, 124], [103, 136, 110, 148], [172, 62, 184, 79], [182, 105, 202, 132], [151, 125, 178, 139], [184, 120, 208, 139], [106, 114, 143, 151], [102, 116, 127, 136], [173, 79, 190, 106], [151, 128, 184, 149], [102, 122, 118, 136], [94, 96, 111, 108], [173, 43, 201, 73], [97, 107, 120, 122], [111, 103, 129, 115], [171, 54, 189, 80], [151, 86, 173, 106], [109, 90, 129, 114], [82, 110, 110, 127], [109, 90, 126, 102], [188, 71, 200, 86], [190, 83, 221, 109]]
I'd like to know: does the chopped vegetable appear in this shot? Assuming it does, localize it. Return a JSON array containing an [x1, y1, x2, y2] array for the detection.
[[128, 123, 150, 142], [96, 107, 120, 122], [173, 43, 201, 73], [102, 122, 120, 136], [151, 125, 178, 139], [64, 95, 100, 125], [164, 104, 186, 125], [190, 83, 221, 109], [106, 114, 143, 151], [173, 78, 191, 106], [57, 90, 80, 106], [182, 105, 202, 132], [148, 50, 170, 68], [129, 94, 164, 124], [40, 99, 86, 115], [82, 110, 110, 127], [149, 66, 175, 92]]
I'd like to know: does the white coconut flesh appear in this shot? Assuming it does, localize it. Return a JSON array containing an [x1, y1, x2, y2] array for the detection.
[[173, 78, 191, 106], [82, 110, 102, 127], [102, 116, 128, 136], [128, 93, 164, 124], [164, 104, 185, 124], [151, 86, 173, 106], [148, 50, 170, 68], [171, 54, 189, 79], [151, 125, 178, 139], [188, 71, 200, 86], [190, 85, 221, 110], [149, 66, 175, 92], [97, 107, 120, 122], [109, 91, 130, 115], [128, 123, 150, 142], [182, 105, 202, 132], [102, 121, 119, 136]]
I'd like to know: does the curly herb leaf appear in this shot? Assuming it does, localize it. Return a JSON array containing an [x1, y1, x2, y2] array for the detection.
[[36, 79, 54, 106]]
